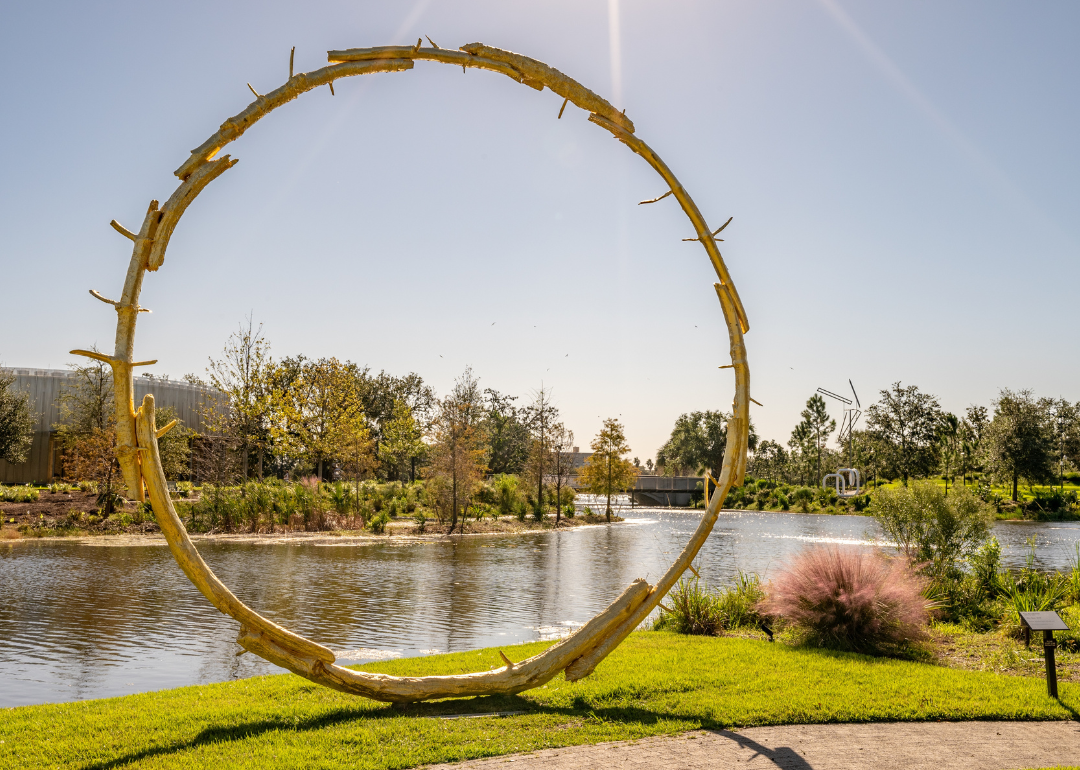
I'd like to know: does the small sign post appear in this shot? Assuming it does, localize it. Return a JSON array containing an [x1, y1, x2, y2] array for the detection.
[[1019, 611, 1070, 698]]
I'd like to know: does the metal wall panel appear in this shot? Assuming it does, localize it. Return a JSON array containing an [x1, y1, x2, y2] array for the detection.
[[0, 368, 217, 484]]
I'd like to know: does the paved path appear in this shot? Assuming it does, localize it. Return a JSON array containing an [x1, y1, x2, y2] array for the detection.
[[425, 721, 1080, 769]]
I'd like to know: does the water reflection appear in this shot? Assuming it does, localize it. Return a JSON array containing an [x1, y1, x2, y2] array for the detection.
[[2, 509, 1078, 708]]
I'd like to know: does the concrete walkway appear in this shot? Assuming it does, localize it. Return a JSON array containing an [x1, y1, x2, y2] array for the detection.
[[425, 721, 1080, 769]]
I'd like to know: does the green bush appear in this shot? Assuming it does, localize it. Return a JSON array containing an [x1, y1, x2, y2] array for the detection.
[[791, 487, 814, 513], [968, 537, 1002, 593], [369, 509, 390, 534], [870, 482, 993, 578], [412, 510, 427, 534], [776, 493, 790, 511], [817, 486, 839, 508]]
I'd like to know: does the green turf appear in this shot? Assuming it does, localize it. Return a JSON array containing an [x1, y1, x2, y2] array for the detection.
[[2, 632, 1078, 769]]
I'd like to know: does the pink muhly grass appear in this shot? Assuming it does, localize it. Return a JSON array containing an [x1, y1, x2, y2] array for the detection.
[[759, 546, 930, 652]]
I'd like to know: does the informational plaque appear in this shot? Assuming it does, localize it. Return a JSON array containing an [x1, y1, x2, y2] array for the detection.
[[1019, 611, 1070, 631]]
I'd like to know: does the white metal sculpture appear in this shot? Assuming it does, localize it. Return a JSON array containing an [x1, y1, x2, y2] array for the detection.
[[73, 41, 752, 703], [823, 468, 862, 497]]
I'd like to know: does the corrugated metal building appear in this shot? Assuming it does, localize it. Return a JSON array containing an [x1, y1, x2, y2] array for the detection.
[[0, 368, 216, 484]]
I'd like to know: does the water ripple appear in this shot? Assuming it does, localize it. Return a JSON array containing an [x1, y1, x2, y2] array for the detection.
[[2, 510, 1078, 707]]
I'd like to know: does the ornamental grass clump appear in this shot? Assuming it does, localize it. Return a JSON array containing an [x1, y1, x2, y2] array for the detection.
[[656, 572, 765, 636], [760, 546, 931, 653]]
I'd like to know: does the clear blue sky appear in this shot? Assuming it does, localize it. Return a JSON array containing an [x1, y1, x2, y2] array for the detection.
[[1, 1, 1077, 461]]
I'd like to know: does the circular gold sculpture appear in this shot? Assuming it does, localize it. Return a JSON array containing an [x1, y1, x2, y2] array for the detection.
[[74, 41, 751, 702]]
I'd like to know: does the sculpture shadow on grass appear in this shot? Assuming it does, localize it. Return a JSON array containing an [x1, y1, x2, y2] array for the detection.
[[79, 695, 735, 770]]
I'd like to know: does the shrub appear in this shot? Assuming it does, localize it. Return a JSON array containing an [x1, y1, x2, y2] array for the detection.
[[656, 578, 723, 635], [715, 571, 766, 629], [531, 502, 545, 523], [413, 510, 427, 534], [368, 509, 390, 534], [564, 504, 575, 519], [328, 481, 351, 515], [967, 536, 1001, 593], [776, 493, 790, 511], [870, 481, 993, 578], [817, 486, 839, 508], [999, 568, 1069, 635], [96, 488, 123, 513], [656, 572, 765, 636], [175, 481, 193, 498], [133, 501, 153, 524], [791, 487, 814, 513], [492, 475, 522, 520], [759, 546, 931, 652], [78, 480, 98, 493]]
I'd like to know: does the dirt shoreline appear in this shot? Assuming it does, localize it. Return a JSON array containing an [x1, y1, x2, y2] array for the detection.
[[1, 510, 625, 545]]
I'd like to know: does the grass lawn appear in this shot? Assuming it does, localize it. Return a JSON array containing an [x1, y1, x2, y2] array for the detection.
[[2, 631, 1078, 770]]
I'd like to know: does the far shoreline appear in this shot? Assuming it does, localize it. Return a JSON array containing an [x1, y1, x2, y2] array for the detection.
[[1, 511, 627, 545]]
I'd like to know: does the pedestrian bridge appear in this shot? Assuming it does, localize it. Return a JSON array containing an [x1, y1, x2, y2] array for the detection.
[[570, 475, 704, 507]]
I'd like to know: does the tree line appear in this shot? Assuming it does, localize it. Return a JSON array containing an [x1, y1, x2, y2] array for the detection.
[[652, 382, 1080, 504], [748, 383, 1080, 502], [0, 319, 640, 522]]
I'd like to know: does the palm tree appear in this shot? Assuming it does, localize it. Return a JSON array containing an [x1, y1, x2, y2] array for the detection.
[[938, 412, 960, 496]]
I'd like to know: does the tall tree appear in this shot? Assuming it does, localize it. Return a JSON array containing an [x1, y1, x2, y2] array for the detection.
[[938, 412, 960, 496], [355, 368, 435, 476], [155, 405, 193, 482], [984, 388, 1053, 501], [481, 389, 529, 475], [276, 357, 366, 480], [797, 394, 836, 485], [788, 421, 815, 485], [579, 418, 638, 521], [1048, 399, 1080, 492], [55, 355, 113, 437], [426, 368, 486, 534], [0, 370, 34, 465], [55, 354, 116, 487], [549, 422, 575, 526], [379, 400, 424, 482], [338, 409, 375, 516], [958, 405, 988, 487], [656, 410, 757, 478], [63, 428, 123, 513], [865, 382, 942, 484], [750, 439, 788, 484], [206, 316, 275, 479], [523, 386, 559, 513]]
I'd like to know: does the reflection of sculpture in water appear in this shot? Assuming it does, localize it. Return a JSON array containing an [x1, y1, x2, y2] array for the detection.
[[71, 41, 753, 703]]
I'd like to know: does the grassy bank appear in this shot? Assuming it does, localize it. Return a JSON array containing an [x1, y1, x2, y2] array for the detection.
[[717, 475, 1080, 520], [3, 632, 1077, 770]]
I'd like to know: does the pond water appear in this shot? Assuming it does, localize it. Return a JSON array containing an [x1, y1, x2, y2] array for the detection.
[[2, 508, 1079, 708]]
